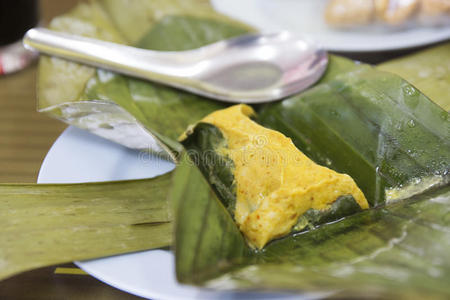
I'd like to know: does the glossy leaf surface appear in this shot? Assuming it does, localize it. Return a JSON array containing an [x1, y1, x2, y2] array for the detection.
[[174, 65, 450, 299], [259, 67, 449, 206], [30, 1, 450, 298], [0, 174, 172, 281], [379, 42, 450, 111]]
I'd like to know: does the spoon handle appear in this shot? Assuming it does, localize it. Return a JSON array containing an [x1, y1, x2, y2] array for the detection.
[[23, 28, 328, 103], [23, 28, 189, 82]]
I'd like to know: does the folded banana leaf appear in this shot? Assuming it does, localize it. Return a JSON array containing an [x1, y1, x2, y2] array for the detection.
[[172, 153, 251, 282], [212, 186, 450, 300], [0, 174, 172, 281], [172, 57, 450, 298], [173, 152, 450, 299], [258, 67, 449, 206]]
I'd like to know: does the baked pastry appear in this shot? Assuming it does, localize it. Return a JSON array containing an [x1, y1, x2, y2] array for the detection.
[[325, 0, 449, 27], [325, 0, 374, 27], [379, 0, 420, 24], [421, 0, 450, 16]]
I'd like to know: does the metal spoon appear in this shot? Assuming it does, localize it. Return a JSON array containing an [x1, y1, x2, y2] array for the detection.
[[23, 28, 328, 103]]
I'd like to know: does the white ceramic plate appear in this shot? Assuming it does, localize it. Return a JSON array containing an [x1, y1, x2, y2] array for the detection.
[[211, 0, 450, 52], [38, 126, 322, 300]]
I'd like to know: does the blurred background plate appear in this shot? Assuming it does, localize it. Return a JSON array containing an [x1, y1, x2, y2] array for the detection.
[[211, 0, 450, 52]]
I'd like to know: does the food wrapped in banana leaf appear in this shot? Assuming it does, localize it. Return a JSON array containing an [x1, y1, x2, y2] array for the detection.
[[1, 0, 449, 298], [181, 105, 369, 249], [173, 68, 450, 297], [170, 38, 449, 297]]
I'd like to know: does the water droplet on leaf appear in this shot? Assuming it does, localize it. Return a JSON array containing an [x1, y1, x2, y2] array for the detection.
[[407, 120, 416, 128], [403, 85, 418, 96]]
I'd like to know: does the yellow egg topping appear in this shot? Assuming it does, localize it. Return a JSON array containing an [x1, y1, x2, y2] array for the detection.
[[199, 104, 369, 249]]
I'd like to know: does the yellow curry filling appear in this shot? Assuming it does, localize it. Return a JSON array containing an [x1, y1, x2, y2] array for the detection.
[[199, 104, 369, 249]]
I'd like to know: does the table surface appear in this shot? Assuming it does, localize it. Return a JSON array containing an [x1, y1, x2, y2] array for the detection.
[[0, 1, 446, 299], [0, 1, 141, 299]]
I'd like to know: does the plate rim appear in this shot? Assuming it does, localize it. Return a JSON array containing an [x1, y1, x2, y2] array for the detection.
[[210, 0, 450, 52]]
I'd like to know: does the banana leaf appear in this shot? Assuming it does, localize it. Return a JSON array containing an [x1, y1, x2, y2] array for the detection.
[[0, 174, 172, 281], [181, 123, 236, 213], [37, 0, 410, 157], [37, 0, 448, 160], [173, 152, 450, 299], [378, 42, 450, 111], [210, 186, 450, 300], [172, 153, 251, 283], [172, 66, 450, 297], [258, 67, 449, 206], [8, 0, 448, 296], [38, 0, 253, 157]]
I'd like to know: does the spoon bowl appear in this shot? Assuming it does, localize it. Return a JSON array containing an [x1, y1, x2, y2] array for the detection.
[[24, 28, 328, 103]]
